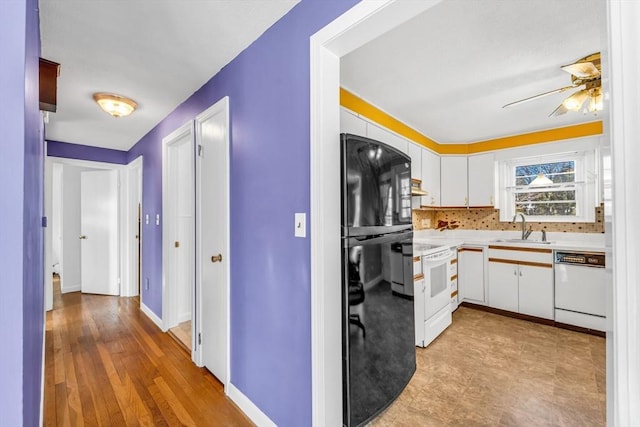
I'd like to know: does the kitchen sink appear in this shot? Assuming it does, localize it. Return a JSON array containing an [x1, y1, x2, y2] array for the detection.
[[492, 239, 553, 245]]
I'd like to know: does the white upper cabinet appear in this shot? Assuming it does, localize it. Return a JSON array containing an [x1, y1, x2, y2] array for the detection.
[[408, 143, 424, 209], [468, 153, 496, 207], [421, 149, 440, 206], [340, 108, 367, 136], [440, 156, 468, 207], [407, 143, 422, 181], [366, 123, 408, 154]]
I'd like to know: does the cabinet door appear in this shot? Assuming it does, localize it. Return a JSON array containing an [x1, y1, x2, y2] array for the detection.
[[413, 277, 425, 346], [407, 143, 422, 181], [366, 123, 408, 154], [488, 260, 519, 312], [421, 149, 440, 206], [440, 156, 468, 207], [408, 143, 423, 209], [468, 153, 495, 207], [518, 264, 554, 319], [458, 247, 485, 303], [340, 108, 366, 135]]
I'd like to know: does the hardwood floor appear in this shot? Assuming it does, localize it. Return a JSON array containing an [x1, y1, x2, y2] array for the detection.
[[44, 278, 253, 426], [169, 321, 192, 352], [369, 306, 606, 426], [45, 276, 605, 426]]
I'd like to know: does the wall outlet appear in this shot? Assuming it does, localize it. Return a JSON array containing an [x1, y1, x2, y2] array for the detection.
[[145, 278, 150, 290], [421, 218, 431, 228]]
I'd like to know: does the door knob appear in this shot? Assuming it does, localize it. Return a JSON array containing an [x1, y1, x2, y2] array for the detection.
[[211, 254, 223, 263], [79, 235, 87, 240]]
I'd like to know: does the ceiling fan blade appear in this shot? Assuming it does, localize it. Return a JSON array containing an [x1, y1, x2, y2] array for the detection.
[[561, 61, 600, 79], [549, 103, 569, 117], [502, 85, 580, 108]]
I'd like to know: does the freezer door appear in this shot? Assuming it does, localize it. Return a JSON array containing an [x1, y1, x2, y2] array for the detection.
[[341, 133, 412, 231]]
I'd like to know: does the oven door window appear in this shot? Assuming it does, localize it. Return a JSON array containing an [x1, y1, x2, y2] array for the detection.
[[429, 263, 448, 298]]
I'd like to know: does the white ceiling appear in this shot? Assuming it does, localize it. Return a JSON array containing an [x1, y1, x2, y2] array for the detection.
[[40, 0, 299, 151], [341, 0, 606, 144]]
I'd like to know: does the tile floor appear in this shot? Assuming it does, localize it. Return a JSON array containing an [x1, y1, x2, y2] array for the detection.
[[369, 306, 605, 426]]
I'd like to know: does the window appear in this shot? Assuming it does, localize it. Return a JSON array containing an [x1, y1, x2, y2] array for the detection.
[[514, 160, 576, 216], [498, 151, 597, 222]]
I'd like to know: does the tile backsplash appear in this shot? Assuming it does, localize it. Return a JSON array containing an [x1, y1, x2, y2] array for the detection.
[[413, 204, 604, 233]]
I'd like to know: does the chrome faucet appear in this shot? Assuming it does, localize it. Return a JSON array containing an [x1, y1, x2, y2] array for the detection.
[[512, 213, 532, 240]]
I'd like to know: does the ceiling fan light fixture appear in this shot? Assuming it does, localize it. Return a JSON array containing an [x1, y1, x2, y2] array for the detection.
[[93, 93, 137, 117], [530, 173, 553, 186], [562, 89, 589, 112], [588, 87, 603, 113]]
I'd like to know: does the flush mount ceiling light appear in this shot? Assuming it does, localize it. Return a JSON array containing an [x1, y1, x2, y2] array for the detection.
[[93, 93, 137, 118]]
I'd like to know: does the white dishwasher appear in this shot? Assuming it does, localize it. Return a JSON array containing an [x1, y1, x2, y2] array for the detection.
[[554, 251, 606, 332]]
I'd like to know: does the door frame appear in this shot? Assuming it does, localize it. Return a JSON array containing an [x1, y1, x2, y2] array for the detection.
[[193, 96, 231, 392], [125, 156, 143, 298], [162, 122, 196, 332], [44, 157, 129, 298], [310, 0, 640, 425]]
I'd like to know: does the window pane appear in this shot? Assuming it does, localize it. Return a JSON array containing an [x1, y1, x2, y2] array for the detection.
[[515, 202, 576, 216], [515, 161, 575, 185]]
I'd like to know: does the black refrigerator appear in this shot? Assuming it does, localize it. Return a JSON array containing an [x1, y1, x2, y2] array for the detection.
[[341, 133, 416, 427]]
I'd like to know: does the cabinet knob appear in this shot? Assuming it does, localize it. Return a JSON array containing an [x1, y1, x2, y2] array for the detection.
[[211, 254, 223, 263], [519, 270, 523, 277]]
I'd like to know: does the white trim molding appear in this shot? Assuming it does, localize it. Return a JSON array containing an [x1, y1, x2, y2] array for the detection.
[[141, 302, 164, 331], [227, 383, 277, 427], [607, 1, 640, 424]]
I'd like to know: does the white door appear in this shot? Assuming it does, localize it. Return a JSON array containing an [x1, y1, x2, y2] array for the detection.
[[163, 123, 195, 331], [80, 170, 119, 295], [196, 97, 229, 384]]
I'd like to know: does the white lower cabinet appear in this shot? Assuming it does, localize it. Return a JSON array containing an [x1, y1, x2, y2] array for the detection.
[[487, 246, 554, 320], [518, 265, 554, 319], [458, 247, 485, 304], [488, 261, 519, 312]]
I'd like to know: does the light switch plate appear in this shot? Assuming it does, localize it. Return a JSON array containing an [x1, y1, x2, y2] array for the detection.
[[156, 214, 160, 225], [145, 214, 149, 225], [295, 213, 306, 238]]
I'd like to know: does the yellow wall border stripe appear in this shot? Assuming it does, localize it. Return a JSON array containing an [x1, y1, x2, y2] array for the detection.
[[340, 88, 603, 155]]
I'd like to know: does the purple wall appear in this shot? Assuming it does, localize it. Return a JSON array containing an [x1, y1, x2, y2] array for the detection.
[[48, 140, 128, 164], [127, 1, 358, 425], [0, 0, 43, 424]]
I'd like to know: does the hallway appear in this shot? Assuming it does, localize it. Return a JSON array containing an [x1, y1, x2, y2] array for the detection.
[[44, 279, 252, 426]]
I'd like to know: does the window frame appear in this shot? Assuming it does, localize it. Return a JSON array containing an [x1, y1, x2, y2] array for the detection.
[[498, 151, 596, 223]]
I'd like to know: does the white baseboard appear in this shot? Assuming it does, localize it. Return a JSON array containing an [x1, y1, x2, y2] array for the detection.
[[140, 302, 165, 331], [61, 283, 81, 293], [228, 383, 276, 427]]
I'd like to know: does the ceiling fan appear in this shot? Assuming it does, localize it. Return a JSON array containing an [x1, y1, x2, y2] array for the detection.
[[503, 52, 602, 117]]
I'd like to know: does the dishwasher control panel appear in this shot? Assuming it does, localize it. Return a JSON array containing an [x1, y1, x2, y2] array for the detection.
[[555, 251, 605, 267]]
